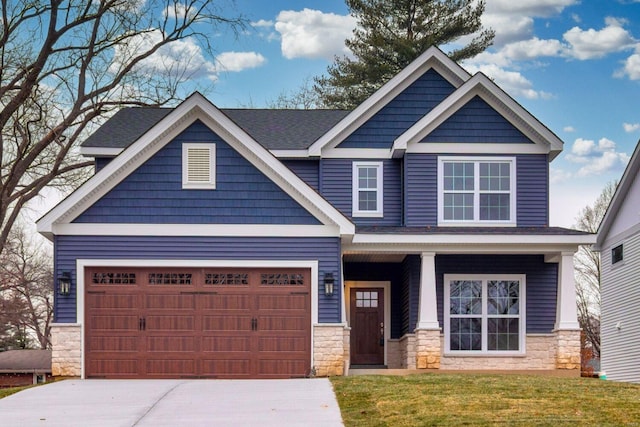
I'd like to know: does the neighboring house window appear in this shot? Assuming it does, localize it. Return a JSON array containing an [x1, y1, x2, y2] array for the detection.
[[612, 244, 624, 264], [438, 157, 516, 225], [444, 275, 525, 354], [352, 162, 383, 217], [182, 143, 216, 189]]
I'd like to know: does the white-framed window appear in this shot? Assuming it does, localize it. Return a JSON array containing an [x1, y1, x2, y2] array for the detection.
[[444, 274, 526, 355], [437, 157, 516, 226], [182, 143, 216, 189], [352, 162, 383, 217], [611, 244, 624, 265]]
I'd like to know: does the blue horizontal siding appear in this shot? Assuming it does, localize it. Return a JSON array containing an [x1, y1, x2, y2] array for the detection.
[[423, 96, 533, 143], [403, 255, 421, 335], [95, 157, 112, 172], [517, 154, 549, 227], [434, 254, 558, 333], [282, 160, 319, 190], [75, 120, 319, 225], [338, 69, 456, 149], [404, 154, 438, 227], [53, 235, 341, 324], [320, 159, 402, 226]]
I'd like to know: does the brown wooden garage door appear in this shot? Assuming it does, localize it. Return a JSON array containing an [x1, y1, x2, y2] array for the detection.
[[85, 267, 311, 379]]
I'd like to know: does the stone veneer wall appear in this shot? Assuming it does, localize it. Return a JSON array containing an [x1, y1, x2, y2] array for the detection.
[[555, 330, 581, 370], [51, 324, 82, 377], [399, 334, 416, 369], [313, 324, 347, 377], [439, 334, 559, 370], [415, 329, 441, 369]]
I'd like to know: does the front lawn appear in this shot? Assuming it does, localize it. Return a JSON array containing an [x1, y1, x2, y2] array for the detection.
[[331, 374, 640, 426], [0, 385, 32, 399]]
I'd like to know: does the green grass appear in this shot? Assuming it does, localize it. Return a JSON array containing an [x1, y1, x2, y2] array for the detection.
[[0, 385, 33, 399], [331, 374, 640, 426]]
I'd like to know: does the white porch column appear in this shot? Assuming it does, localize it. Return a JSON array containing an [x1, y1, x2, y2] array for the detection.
[[555, 251, 580, 330], [416, 252, 439, 330]]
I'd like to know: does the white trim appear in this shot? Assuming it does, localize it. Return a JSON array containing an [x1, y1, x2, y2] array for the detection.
[[308, 47, 469, 156], [76, 258, 319, 379], [443, 274, 526, 356], [345, 281, 391, 366], [406, 143, 548, 155], [37, 93, 355, 239], [437, 156, 517, 226], [555, 252, 580, 330], [352, 161, 384, 218], [52, 223, 340, 237], [392, 73, 563, 159], [349, 234, 596, 246], [416, 252, 440, 330], [182, 143, 216, 189], [321, 148, 393, 159], [269, 150, 310, 158]]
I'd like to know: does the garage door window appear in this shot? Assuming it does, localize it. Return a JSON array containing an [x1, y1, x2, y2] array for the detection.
[[92, 272, 137, 284], [261, 273, 305, 285], [148, 272, 192, 285], [205, 273, 249, 285]]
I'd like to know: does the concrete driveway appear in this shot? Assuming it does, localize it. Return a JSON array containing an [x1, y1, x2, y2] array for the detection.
[[0, 379, 344, 427]]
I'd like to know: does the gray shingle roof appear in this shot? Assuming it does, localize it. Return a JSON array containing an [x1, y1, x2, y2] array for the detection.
[[0, 349, 52, 373], [81, 107, 350, 151]]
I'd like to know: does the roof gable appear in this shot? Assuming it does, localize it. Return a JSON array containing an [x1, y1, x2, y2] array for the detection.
[[595, 140, 640, 249], [308, 46, 470, 156], [38, 93, 355, 238], [393, 73, 564, 159]]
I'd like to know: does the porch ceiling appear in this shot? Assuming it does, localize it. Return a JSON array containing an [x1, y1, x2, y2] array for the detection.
[[343, 253, 407, 263]]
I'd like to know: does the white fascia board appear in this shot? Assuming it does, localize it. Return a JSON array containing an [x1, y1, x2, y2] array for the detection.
[[393, 73, 564, 159], [406, 142, 548, 155], [343, 242, 588, 255], [350, 233, 597, 246], [594, 141, 640, 250], [37, 92, 354, 237], [52, 223, 340, 238], [320, 148, 393, 159], [308, 47, 470, 157], [79, 146, 123, 157]]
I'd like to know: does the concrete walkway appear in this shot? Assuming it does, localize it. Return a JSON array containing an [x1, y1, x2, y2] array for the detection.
[[0, 379, 344, 427]]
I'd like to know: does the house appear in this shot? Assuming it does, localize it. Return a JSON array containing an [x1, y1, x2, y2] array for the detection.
[[37, 47, 595, 379], [594, 141, 640, 383], [0, 350, 52, 387]]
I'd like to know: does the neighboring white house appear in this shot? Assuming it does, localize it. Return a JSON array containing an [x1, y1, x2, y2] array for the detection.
[[595, 140, 640, 383]]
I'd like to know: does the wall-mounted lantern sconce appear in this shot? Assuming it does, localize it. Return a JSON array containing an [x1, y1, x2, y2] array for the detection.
[[58, 272, 71, 296], [324, 272, 335, 297]]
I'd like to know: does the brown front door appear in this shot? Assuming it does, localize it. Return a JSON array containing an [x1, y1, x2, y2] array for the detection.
[[350, 288, 384, 365], [85, 267, 311, 379]]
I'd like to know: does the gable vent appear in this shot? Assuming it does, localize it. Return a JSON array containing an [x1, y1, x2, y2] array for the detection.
[[182, 143, 216, 189]]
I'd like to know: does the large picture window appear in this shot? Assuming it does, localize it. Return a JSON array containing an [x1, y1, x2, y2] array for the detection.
[[444, 275, 525, 354], [438, 157, 516, 225], [352, 162, 383, 217]]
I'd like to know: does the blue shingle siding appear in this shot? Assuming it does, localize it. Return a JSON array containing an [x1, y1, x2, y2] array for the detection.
[[404, 154, 438, 227], [434, 254, 558, 333], [423, 96, 533, 144], [282, 160, 319, 190], [343, 262, 403, 339], [320, 159, 402, 226], [74, 120, 320, 225], [516, 154, 549, 226], [337, 69, 456, 149], [53, 235, 341, 324]]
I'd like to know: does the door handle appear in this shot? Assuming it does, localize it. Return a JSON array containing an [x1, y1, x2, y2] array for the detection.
[[251, 318, 257, 331], [139, 317, 146, 331]]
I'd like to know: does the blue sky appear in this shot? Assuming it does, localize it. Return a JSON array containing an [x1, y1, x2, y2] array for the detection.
[[140, 0, 640, 227]]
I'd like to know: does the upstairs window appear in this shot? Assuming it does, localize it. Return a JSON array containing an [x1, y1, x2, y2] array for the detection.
[[182, 143, 216, 189], [612, 244, 623, 265], [352, 162, 383, 217], [438, 157, 516, 225]]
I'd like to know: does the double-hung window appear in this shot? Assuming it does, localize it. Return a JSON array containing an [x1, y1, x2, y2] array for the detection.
[[444, 275, 525, 355], [352, 162, 383, 217], [438, 157, 516, 225]]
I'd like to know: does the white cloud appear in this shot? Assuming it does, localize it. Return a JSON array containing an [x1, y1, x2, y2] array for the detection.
[[564, 126, 576, 132], [618, 47, 640, 80], [563, 18, 636, 60], [464, 63, 553, 100], [623, 122, 640, 132], [213, 51, 266, 72], [275, 9, 356, 60], [565, 137, 630, 176], [251, 19, 274, 28], [164, 3, 195, 20], [499, 37, 565, 61], [486, 0, 579, 17]]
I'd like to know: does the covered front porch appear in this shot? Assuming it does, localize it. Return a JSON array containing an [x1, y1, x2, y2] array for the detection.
[[335, 230, 594, 374]]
